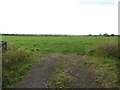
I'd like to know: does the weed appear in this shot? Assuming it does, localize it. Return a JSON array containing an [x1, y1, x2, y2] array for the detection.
[[82, 56, 118, 88], [52, 69, 70, 88], [88, 43, 119, 60], [2, 48, 35, 87], [48, 54, 71, 88]]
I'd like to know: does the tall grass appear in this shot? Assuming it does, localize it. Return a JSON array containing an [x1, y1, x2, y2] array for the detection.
[[82, 56, 118, 88], [2, 46, 36, 87], [88, 43, 119, 60], [86, 43, 119, 88]]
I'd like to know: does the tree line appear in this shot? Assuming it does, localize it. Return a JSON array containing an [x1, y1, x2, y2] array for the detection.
[[0, 33, 119, 37]]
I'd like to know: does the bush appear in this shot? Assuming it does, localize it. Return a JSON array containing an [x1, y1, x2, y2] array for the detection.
[[111, 34, 115, 36], [88, 43, 119, 60], [2, 49, 33, 87], [103, 33, 109, 37]]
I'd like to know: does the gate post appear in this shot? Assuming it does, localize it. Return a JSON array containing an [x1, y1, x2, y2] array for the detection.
[[1, 41, 7, 52]]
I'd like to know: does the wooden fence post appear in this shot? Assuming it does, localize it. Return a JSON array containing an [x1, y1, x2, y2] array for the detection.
[[1, 41, 7, 52]]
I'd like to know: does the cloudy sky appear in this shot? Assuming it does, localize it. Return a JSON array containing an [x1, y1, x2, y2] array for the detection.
[[0, 0, 119, 35]]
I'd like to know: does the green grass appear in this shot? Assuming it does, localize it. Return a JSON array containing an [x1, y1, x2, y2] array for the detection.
[[87, 43, 119, 59], [2, 36, 118, 55], [2, 35, 119, 88], [2, 46, 38, 87], [49, 67, 71, 88], [48, 54, 71, 88], [81, 55, 118, 88]]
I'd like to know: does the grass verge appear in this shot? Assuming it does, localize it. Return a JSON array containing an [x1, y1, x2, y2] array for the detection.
[[2, 47, 38, 88], [87, 43, 119, 60], [82, 55, 118, 88], [85, 43, 119, 88]]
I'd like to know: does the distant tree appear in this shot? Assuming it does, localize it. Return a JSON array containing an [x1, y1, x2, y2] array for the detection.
[[88, 34, 92, 36], [111, 34, 114, 36], [103, 33, 109, 37], [99, 34, 102, 36]]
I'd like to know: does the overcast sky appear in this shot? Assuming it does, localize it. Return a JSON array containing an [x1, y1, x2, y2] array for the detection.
[[0, 0, 119, 35]]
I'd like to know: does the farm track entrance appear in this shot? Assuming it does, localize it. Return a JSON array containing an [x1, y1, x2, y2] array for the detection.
[[14, 54, 100, 88]]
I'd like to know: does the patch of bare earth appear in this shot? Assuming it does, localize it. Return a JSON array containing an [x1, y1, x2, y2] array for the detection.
[[14, 54, 57, 88], [14, 53, 100, 88]]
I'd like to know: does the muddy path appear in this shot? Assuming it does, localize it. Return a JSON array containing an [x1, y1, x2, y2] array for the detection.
[[14, 54, 100, 88]]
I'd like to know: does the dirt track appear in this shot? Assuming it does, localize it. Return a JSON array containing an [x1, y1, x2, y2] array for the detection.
[[14, 54, 100, 88]]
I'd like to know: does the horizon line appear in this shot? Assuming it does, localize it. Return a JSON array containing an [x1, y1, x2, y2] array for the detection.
[[0, 33, 118, 36]]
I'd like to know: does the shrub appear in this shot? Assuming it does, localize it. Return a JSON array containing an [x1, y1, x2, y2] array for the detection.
[[111, 34, 115, 36], [103, 33, 109, 37], [2, 49, 33, 87], [88, 43, 119, 60]]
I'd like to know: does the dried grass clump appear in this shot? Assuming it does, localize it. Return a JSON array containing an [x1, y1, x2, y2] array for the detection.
[[88, 43, 119, 59]]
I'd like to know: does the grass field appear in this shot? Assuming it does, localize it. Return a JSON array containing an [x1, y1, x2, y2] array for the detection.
[[2, 36, 119, 88], [2, 36, 118, 54]]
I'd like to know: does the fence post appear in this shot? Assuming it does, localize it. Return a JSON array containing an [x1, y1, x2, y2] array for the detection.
[[1, 41, 7, 52]]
